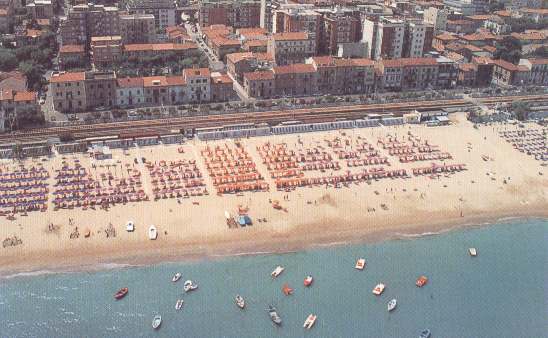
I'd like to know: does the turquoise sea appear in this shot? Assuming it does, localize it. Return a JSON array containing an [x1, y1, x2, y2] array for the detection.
[[1, 218, 547, 338]]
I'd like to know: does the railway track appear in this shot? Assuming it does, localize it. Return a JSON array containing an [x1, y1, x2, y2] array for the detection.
[[2, 94, 547, 143]]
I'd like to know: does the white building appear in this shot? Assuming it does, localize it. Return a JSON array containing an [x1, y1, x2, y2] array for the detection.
[[183, 68, 211, 103], [423, 7, 448, 32]]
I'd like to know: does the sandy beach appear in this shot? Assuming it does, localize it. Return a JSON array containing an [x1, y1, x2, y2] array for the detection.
[[1, 113, 546, 276]]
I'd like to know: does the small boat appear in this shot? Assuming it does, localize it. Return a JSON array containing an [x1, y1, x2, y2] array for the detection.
[[152, 315, 162, 329], [271, 266, 284, 278], [372, 283, 385, 295], [172, 272, 181, 282], [303, 314, 317, 329], [416, 275, 428, 287], [126, 221, 134, 232], [183, 280, 198, 292], [148, 225, 158, 240], [355, 258, 366, 270], [304, 275, 313, 287], [419, 329, 431, 338], [175, 299, 184, 310], [114, 287, 128, 300], [235, 295, 245, 309], [469, 248, 477, 256], [282, 283, 294, 295], [387, 299, 397, 312], [268, 305, 282, 325]]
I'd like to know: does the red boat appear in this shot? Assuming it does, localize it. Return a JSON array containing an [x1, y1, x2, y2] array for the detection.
[[416, 276, 428, 287], [282, 283, 294, 295], [304, 275, 313, 287], [114, 287, 128, 300]]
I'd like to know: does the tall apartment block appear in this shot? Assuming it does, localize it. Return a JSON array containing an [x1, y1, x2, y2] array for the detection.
[[198, 0, 261, 28]]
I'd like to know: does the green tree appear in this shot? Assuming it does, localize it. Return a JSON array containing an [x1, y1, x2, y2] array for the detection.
[[0, 48, 17, 71], [494, 36, 522, 64], [19, 61, 45, 90], [512, 101, 530, 121]]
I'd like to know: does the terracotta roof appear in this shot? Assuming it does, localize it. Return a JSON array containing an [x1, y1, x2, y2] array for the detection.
[[0, 9, 7, 15], [272, 32, 309, 41], [236, 27, 267, 35], [482, 45, 496, 53], [226, 52, 255, 63], [381, 58, 438, 67], [462, 32, 500, 41], [273, 63, 316, 74], [210, 73, 233, 84], [520, 8, 548, 14], [463, 44, 483, 52], [243, 39, 268, 48], [458, 63, 476, 71], [143, 76, 168, 87], [59, 44, 85, 53], [494, 10, 511, 17], [492, 59, 529, 72], [435, 33, 458, 41], [26, 29, 43, 38], [124, 43, 197, 52], [117, 77, 144, 88], [510, 32, 546, 41], [14, 91, 36, 102], [50, 72, 85, 83], [466, 15, 493, 21], [183, 68, 210, 78], [527, 58, 548, 65], [311, 56, 374, 68], [446, 52, 465, 62], [166, 76, 186, 86], [244, 71, 274, 81], [472, 56, 494, 65], [210, 37, 241, 47]]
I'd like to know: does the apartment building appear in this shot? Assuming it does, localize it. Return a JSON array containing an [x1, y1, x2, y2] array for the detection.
[[122, 43, 199, 60], [378, 58, 440, 91], [60, 4, 120, 46], [320, 8, 361, 55], [267, 32, 316, 65], [198, 0, 261, 28], [272, 5, 321, 52], [25, 0, 53, 20], [58, 44, 86, 70], [116, 77, 145, 107], [226, 52, 271, 83], [307, 56, 375, 94], [123, 0, 176, 30], [273, 63, 317, 96], [243, 71, 275, 98], [119, 14, 155, 44], [443, 0, 488, 15], [0, 90, 39, 132], [403, 21, 433, 58], [183, 68, 211, 102], [50, 72, 87, 112], [84, 71, 117, 109], [423, 7, 448, 32], [519, 58, 548, 85], [90, 36, 122, 68], [210, 72, 236, 102], [491, 59, 531, 87], [362, 17, 404, 60]]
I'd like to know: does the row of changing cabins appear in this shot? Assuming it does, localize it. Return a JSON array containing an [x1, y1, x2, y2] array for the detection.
[[0, 111, 448, 158]]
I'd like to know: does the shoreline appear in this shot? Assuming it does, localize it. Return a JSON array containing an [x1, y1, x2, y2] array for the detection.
[[1, 118, 546, 279], [2, 210, 546, 279]]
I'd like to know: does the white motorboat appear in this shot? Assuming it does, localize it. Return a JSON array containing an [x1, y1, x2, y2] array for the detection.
[[148, 225, 158, 240], [175, 299, 184, 310], [271, 266, 284, 278], [172, 272, 182, 282], [183, 280, 198, 292], [235, 295, 245, 309], [268, 305, 282, 325], [469, 248, 477, 256], [303, 314, 317, 329], [152, 315, 162, 329], [126, 221, 134, 232], [372, 283, 385, 295], [387, 299, 397, 312], [355, 258, 366, 270]]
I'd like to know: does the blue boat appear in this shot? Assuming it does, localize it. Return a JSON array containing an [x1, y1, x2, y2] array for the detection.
[[419, 329, 431, 338]]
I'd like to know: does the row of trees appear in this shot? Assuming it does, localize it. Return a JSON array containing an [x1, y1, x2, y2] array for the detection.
[[105, 53, 209, 77]]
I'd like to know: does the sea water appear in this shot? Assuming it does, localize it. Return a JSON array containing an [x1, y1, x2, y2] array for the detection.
[[1, 218, 547, 338]]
